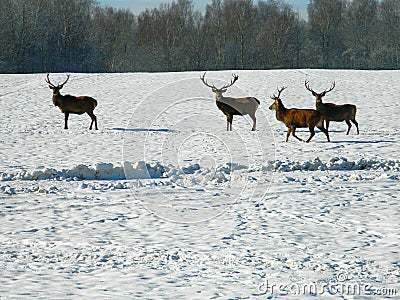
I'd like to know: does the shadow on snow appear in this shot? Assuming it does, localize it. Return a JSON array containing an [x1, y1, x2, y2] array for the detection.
[[111, 127, 174, 133]]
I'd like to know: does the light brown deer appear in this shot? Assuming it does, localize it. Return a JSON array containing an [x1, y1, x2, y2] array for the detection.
[[46, 74, 98, 130], [200, 72, 260, 131], [269, 86, 330, 143], [305, 80, 359, 135]]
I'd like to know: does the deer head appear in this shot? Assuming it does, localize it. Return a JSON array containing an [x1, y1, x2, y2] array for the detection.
[[45, 73, 70, 95], [269, 86, 287, 110], [305, 80, 335, 104], [200, 72, 239, 101]]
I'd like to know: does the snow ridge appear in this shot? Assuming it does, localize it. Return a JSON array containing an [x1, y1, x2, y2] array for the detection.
[[262, 156, 400, 172], [1, 157, 399, 182]]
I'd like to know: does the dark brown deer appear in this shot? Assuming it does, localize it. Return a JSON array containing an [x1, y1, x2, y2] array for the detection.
[[200, 72, 260, 131], [305, 80, 359, 135], [46, 74, 98, 130], [269, 87, 330, 142]]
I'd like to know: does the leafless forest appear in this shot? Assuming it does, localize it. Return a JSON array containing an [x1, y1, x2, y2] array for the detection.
[[0, 0, 399, 73]]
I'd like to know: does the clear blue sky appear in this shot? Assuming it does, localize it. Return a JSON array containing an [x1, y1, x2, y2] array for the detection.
[[98, 0, 309, 16]]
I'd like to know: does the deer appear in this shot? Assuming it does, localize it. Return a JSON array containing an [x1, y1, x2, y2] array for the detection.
[[305, 80, 359, 135], [45, 74, 98, 130], [200, 72, 260, 131], [269, 86, 330, 143]]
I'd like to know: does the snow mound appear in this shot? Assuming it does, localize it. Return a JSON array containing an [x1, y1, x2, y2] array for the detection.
[[262, 156, 400, 172], [0, 157, 399, 182], [1, 163, 126, 181]]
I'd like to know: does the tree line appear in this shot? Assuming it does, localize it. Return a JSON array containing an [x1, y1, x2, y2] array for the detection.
[[0, 0, 399, 73]]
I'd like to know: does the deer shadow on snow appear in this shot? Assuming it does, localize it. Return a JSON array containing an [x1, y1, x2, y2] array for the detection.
[[329, 139, 395, 144], [111, 128, 174, 133]]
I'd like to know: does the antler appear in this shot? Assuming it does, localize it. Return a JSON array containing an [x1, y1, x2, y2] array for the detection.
[[304, 79, 314, 93], [305, 80, 335, 95], [45, 73, 70, 88], [45, 73, 56, 88], [271, 86, 287, 99], [324, 81, 335, 94], [277, 86, 287, 98], [221, 74, 239, 90], [200, 72, 216, 89], [59, 74, 70, 88]]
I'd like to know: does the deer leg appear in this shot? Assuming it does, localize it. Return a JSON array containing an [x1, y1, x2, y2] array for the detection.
[[325, 120, 330, 132], [64, 112, 69, 129], [345, 120, 352, 135], [226, 114, 233, 131], [88, 112, 98, 130], [286, 127, 291, 142], [250, 113, 256, 131], [88, 112, 94, 130], [351, 119, 359, 134], [94, 114, 98, 130], [292, 127, 303, 142], [306, 126, 315, 143], [316, 123, 330, 142], [286, 127, 300, 142]]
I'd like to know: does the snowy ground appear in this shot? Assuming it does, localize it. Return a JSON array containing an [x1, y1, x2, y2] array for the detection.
[[0, 70, 399, 299]]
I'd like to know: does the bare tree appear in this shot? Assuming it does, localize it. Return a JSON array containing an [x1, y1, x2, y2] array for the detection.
[[376, 0, 400, 68], [307, 0, 347, 68], [257, 2, 299, 68], [0, 0, 399, 73], [92, 6, 137, 72], [204, 0, 226, 69], [343, 0, 379, 69]]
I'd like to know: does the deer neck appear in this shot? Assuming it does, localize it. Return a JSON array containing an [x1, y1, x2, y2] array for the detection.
[[275, 102, 288, 122], [316, 99, 323, 109], [52, 92, 62, 106], [215, 92, 224, 102]]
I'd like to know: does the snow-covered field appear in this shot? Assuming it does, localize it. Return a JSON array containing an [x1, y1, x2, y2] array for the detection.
[[1, 70, 399, 299]]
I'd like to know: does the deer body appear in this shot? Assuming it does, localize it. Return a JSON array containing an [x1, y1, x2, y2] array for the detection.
[[305, 80, 359, 135], [269, 87, 330, 143], [53, 94, 98, 114], [316, 101, 358, 134], [46, 74, 98, 130], [201, 73, 259, 131]]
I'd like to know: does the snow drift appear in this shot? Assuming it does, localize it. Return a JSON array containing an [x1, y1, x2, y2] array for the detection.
[[1, 157, 399, 182]]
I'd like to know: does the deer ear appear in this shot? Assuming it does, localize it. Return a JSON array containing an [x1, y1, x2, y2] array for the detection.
[[212, 88, 217, 93], [48, 86, 52, 89], [221, 88, 227, 93]]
